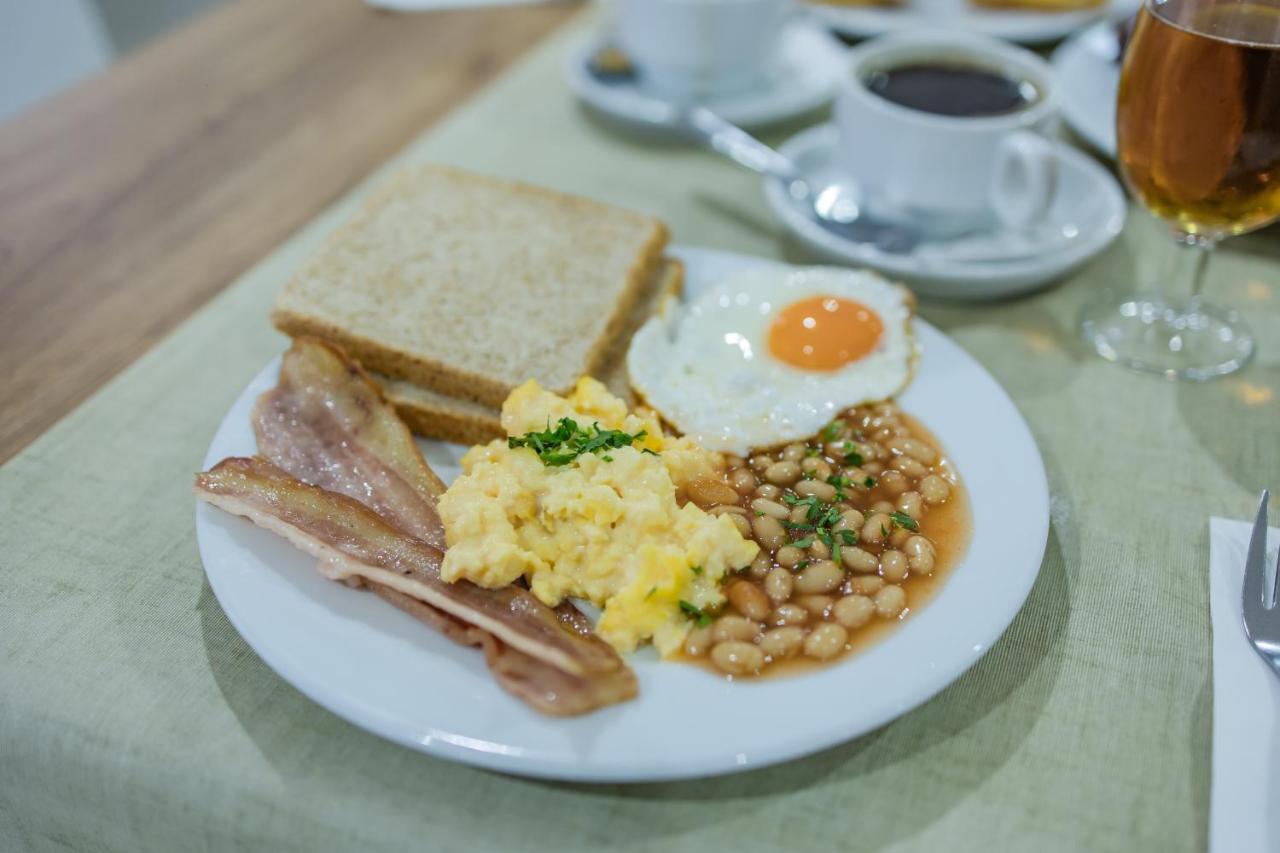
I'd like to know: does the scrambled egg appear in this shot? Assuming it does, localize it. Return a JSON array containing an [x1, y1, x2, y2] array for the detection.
[[438, 377, 759, 656]]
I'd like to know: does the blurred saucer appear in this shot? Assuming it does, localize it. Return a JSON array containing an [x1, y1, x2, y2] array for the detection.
[[1051, 18, 1125, 158], [564, 18, 847, 131], [764, 124, 1127, 299]]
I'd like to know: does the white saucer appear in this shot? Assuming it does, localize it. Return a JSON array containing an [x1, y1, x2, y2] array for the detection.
[[564, 18, 847, 131], [809, 0, 1140, 45], [1051, 18, 1124, 158], [763, 124, 1126, 299]]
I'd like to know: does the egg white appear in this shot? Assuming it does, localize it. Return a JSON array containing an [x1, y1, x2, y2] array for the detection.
[[626, 266, 917, 455]]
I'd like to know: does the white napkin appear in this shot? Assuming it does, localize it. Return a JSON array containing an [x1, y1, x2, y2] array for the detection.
[[366, 0, 567, 11], [1208, 516, 1280, 853]]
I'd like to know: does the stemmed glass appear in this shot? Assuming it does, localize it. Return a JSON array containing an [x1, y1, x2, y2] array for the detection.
[[1080, 0, 1280, 380]]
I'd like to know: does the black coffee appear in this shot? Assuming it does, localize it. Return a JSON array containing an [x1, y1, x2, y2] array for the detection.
[[863, 63, 1035, 117]]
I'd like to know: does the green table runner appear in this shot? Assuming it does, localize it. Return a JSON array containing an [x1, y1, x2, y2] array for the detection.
[[3, 12, 1278, 852]]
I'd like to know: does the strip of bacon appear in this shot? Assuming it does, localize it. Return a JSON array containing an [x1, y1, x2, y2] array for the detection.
[[252, 338, 447, 549], [196, 457, 631, 683]]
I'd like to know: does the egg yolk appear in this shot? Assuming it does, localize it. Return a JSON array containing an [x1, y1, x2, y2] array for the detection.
[[767, 295, 883, 371]]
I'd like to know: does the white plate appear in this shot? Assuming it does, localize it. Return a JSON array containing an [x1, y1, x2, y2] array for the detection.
[[195, 246, 1050, 782], [563, 19, 847, 131], [810, 0, 1139, 44], [1051, 18, 1124, 158], [764, 124, 1126, 299]]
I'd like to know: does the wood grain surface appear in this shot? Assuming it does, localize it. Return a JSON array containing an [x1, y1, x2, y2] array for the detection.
[[0, 0, 577, 465]]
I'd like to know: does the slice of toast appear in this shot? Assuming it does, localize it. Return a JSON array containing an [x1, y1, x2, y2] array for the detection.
[[378, 258, 684, 445], [272, 165, 669, 408]]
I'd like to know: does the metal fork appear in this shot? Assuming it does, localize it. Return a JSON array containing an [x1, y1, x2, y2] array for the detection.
[[1242, 489, 1280, 674]]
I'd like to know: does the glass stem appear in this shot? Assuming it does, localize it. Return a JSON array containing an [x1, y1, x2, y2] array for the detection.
[[1164, 230, 1217, 305]]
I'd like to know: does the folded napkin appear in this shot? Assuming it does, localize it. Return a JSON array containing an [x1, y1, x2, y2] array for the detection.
[[1208, 517, 1280, 853], [367, 0, 570, 10]]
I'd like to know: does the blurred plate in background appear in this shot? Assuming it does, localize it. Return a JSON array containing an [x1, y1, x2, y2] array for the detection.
[[1051, 18, 1125, 158], [809, 0, 1139, 45]]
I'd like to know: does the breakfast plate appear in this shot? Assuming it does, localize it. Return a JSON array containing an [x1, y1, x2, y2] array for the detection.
[[563, 19, 847, 131], [764, 124, 1127, 298], [1050, 18, 1125, 158], [196, 245, 1050, 782], [808, 0, 1140, 45]]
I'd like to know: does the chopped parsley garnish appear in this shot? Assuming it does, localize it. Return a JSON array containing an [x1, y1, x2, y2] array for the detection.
[[821, 420, 845, 442], [805, 446, 821, 457], [839, 530, 858, 546], [508, 418, 648, 466], [679, 599, 713, 628], [691, 565, 704, 576], [790, 536, 815, 549], [843, 450, 864, 466], [642, 448, 660, 456], [795, 560, 809, 570], [826, 474, 853, 499], [889, 511, 920, 532], [645, 586, 656, 600], [602, 455, 614, 462], [864, 476, 877, 488]]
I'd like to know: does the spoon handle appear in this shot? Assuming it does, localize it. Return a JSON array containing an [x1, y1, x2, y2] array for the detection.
[[681, 107, 801, 184]]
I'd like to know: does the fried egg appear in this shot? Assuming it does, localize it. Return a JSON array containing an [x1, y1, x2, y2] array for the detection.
[[627, 266, 916, 455]]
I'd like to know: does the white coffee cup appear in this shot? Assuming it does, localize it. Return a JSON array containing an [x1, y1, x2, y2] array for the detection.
[[613, 0, 793, 100], [834, 31, 1060, 237]]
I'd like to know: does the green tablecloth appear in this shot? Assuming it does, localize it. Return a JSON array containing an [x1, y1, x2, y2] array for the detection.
[[2, 12, 1278, 853]]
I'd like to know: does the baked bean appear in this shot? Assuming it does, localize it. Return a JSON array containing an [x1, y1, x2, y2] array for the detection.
[[712, 615, 762, 643], [749, 454, 774, 473], [904, 535, 936, 574], [810, 540, 833, 561], [889, 527, 912, 548], [872, 427, 894, 442], [726, 581, 771, 621], [801, 455, 824, 475], [764, 567, 794, 604], [760, 626, 806, 659], [833, 595, 875, 629], [684, 626, 713, 656], [687, 476, 739, 508], [852, 441, 878, 462], [897, 491, 924, 520], [804, 624, 849, 660], [795, 560, 844, 594], [840, 467, 871, 490], [841, 546, 879, 573], [870, 500, 896, 514], [880, 549, 909, 582], [849, 575, 886, 595], [874, 585, 907, 618], [711, 641, 765, 675], [750, 498, 789, 520], [894, 457, 929, 479], [711, 504, 747, 516], [863, 462, 883, 475], [834, 508, 865, 533], [729, 467, 758, 496], [775, 545, 803, 569], [891, 437, 937, 464], [724, 511, 753, 538], [796, 594, 834, 617], [861, 512, 892, 545], [919, 474, 951, 504], [794, 479, 837, 501], [781, 443, 807, 462], [764, 460, 802, 486], [749, 552, 773, 579], [753, 483, 782, 500], [772, 603, 809, 626], [724, 454, 745, 469], [789, 505, 811, 524], [811, 460, 833, 481], [878, 470, 909, 495]]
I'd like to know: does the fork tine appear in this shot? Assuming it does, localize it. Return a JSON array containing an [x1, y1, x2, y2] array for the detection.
[[1243, 490, 1271, 621]]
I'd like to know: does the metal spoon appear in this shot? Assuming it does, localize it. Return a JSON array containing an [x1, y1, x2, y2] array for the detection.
[[675, 105, 921, 254]]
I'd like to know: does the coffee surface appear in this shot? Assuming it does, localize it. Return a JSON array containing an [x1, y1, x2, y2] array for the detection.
[[864, 63, 1033, 117]]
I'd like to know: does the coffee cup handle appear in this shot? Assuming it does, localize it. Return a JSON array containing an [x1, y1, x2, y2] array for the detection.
[[989, 131, 1057, 230]]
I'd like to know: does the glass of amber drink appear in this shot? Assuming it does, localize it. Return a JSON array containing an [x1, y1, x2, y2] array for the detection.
[[1080, 0, 1280, 380]]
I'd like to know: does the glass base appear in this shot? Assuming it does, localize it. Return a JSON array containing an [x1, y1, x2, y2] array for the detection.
[[1079, 292, 1255, 381]]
